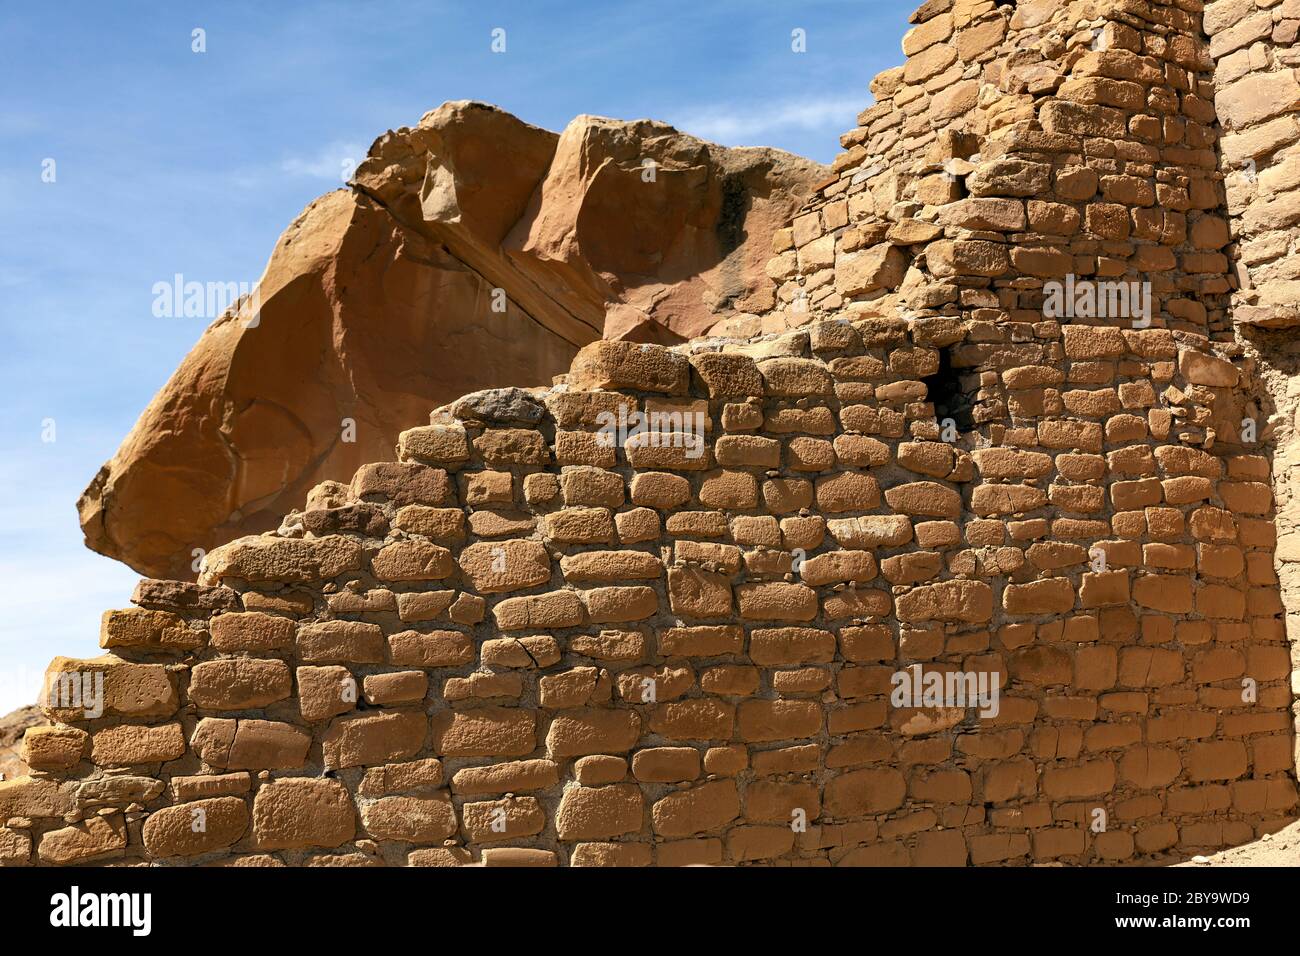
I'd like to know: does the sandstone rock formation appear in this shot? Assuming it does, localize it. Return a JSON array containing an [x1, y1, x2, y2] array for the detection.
[[79, 102, 825, 581]]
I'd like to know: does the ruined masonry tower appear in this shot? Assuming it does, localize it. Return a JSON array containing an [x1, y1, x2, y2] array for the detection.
[[6, 0, 1300, 867]]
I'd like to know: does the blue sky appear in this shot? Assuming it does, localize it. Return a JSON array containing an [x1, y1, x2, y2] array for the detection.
[[0, 0, 916, 715]]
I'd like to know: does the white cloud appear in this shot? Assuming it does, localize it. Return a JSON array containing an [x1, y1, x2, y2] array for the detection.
[[667, 95, 863, 147]]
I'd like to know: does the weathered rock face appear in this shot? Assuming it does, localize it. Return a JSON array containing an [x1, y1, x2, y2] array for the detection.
[[357, 104, 827, 343], [79, 102, 825, 579]]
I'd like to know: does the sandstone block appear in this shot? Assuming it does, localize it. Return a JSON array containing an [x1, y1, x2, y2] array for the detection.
[[895, 580, 993, 623], [492, 591, 585, 630], [100, 608, 202, 651], [431, 707, 536, 758], [296, 665, 357, 722], [91, 722, 187, 767], [363, 793, 458, 843], [927, 239, 1010, 277], [202, 534, 363, 584], [371, 540, 455, 581], [189, 658, 292, 710], [735, 582, 818, 621], [210, 611, 296, 652], [387, 629, 474, 667], [322, 710, 427, 769], [142, 796, 249, 857], [461, 795, 546, 842], [546, 708, 641, 757], [458, 539, 552, 593], [651, 780, 740, 837], [43, 655, 177, 721], [568, 341, 689, 394], [824, 768, 906, 815], [297, 620, 385, 663], [737, 699, 821, 742], [351, 462, 454, 507], [689, 352, 764, 397], [1003, 578, 1075, 615], [253, 778, 355, 850], [758, 358, 834, 397], [191, 717, 310, 770], [37, 815, 127, 865], [451, 759, 560, 796], [21, 726, 88, 771], [555, 784, 644, 840]]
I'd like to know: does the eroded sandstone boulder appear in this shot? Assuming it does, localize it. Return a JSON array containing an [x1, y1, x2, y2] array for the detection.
[[79, 101, 825, 578]]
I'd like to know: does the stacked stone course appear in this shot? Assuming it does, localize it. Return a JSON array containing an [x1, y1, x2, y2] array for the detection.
[[4, 0, 1298, 867], [1204, 0, 1300, 775], [763, 0, 1235, 343], [1207, 0, 1300, 331], [5, 318, 1290, 866]]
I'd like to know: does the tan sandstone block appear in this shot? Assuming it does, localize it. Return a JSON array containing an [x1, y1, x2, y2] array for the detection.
[[142, 796, 250, 857], [253, 778, 355, 850]]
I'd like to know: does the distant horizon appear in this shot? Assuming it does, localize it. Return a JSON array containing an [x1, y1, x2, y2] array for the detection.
[[0, 0, 917, 716]]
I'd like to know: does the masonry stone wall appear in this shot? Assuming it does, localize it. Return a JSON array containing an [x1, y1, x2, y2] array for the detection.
[[1208, 0, 1300, 332], [3, 322, 1292, 867], [2, 0, 1297, 867], [762, 0, 1234, 340], [1203, 0, 1300, 787]]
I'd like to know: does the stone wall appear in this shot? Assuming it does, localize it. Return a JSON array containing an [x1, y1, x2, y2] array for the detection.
[[1207, 0, 1300, 331], [3, 0, 1298, 867], [1203, 0, 1300, 795], [5, 322, 1293, 866], [763, 0, 1235, 342]]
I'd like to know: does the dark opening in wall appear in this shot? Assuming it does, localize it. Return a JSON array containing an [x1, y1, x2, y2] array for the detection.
[[924, 346, 977, 434], [716, 173, 751, 256]]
